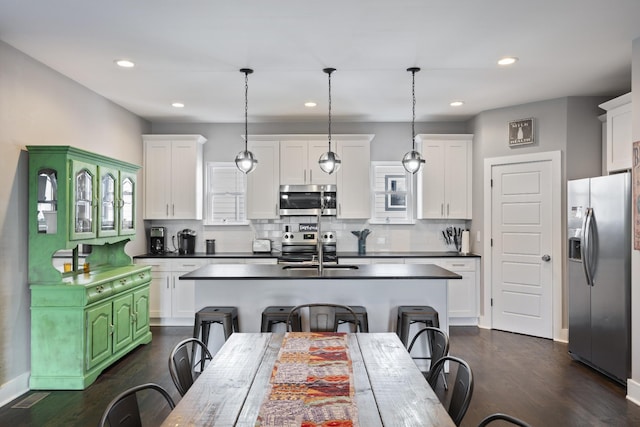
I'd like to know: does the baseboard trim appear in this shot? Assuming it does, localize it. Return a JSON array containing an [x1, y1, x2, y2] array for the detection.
[[627, 378, 640, 407], [0, 371, 30, 407]]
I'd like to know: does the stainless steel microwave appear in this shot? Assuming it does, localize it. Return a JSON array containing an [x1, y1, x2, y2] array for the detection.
[[279, 184, 337, 216]]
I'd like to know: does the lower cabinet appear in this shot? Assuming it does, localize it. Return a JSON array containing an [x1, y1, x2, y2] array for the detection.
[[30, 265, 152, 390], [135, 257, 278, 326], [135, 259, 204, 326], [404, 257, 479, 325]]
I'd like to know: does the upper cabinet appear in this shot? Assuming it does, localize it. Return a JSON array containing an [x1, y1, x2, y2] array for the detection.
[[336, 137, 373, 219], [599, 93, 632, 174], [247, 140, 280, 219], [246, 135, 373, 219], [27, 145, 141, 283], [142, 135, 207, 220], [280, 140, 336, 185], [417, 134, 473, 220]]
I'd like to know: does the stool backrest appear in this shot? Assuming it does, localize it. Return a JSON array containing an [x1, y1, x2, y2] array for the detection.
[[427, 355, 474, 426], [407, 326, 450, 370], [98, 383, 175, 427], [169, 338, 213, 396], [287, 303, 359, 332]]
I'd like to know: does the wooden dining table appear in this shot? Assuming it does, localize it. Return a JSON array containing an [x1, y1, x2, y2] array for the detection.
[[160, 332, 455, 426]]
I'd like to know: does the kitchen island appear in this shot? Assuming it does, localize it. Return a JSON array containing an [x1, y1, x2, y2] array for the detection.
[[181, 263, 459, 360]]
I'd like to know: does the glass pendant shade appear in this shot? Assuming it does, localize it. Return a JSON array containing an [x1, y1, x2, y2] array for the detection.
[[318, 150, 341, 174], [402, 150, 425, 174], [235, 149, 258, 173]]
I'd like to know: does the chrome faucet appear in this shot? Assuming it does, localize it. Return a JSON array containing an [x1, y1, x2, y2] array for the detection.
[[316, 211, 324, 275]]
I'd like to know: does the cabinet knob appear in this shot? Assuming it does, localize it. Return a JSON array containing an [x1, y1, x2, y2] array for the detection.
[[542, 254, 551, 262]]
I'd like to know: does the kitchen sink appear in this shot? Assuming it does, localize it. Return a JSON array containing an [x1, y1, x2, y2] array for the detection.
[[281, 264, 359, 271]]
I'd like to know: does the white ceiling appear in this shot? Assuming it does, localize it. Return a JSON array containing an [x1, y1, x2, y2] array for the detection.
[[1, 0, 639, 124]]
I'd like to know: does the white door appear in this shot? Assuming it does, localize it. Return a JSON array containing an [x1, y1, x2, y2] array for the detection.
[[491, 160, 553, 338]]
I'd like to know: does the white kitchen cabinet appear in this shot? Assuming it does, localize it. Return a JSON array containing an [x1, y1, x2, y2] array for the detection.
[[247, 140, 280, 219], [135, 258, 205, 326], [405, 257, 479, 325], [599, 93, 632, 173], [280, 140, 336, 185], [417, 134, 473, 220], [336, 138, 372, 219], [142, 134, 207, 220]]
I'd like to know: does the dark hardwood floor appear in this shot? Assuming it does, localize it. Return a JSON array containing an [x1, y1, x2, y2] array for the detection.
[[1, 326, 639, 426]]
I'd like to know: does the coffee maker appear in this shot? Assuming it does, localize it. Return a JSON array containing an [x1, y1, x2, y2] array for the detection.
[[149, 226, 166, 254], [177, 229, 196, 254]]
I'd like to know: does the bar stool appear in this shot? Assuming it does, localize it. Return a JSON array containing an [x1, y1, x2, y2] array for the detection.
[[335, 305, 369, 332], [193, 306, 239, 350], [396, 305, 439, 346], [261, 306, 301, 332]]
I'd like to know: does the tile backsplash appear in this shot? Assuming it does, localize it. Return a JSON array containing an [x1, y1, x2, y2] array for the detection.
[[147, 217, 470, 254]]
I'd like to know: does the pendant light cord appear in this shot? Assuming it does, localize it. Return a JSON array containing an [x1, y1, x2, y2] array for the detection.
[[411, 68, 416, 151], [244, 70, 249, 151], [327, 69, 332, 151]]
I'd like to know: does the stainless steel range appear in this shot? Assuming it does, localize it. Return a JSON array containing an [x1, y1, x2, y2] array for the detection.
[[279, 230, 337, 264]]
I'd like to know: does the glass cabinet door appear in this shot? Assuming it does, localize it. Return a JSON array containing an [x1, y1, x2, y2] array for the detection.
[[71, 160, 97, 240], [37, 169, 58, 234], [119, 174, 135, 235], [98, 167, 118, 237]]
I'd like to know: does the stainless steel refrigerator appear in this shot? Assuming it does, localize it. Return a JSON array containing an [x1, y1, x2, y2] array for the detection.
[[567, 172, 631, 385]]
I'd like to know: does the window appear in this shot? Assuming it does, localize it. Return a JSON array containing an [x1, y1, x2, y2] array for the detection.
[[204, 162, 248, 225], [370, 162, 414, 224]]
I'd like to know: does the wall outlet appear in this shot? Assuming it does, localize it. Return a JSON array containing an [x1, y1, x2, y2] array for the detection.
[[376, 237, 386, 244], [476, 231, 481, 242]]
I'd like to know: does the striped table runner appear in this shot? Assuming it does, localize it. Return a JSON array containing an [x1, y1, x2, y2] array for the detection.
[[255, 332, 358, 427]]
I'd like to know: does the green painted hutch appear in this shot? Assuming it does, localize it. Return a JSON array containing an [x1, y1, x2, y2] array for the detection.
[[27, 146, 152, 390]]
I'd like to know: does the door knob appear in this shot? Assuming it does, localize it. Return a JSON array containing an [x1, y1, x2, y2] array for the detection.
[[542, 254, 551, 262]]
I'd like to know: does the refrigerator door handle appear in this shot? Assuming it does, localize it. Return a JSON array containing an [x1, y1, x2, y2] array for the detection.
[[582, 207, 595, 286]]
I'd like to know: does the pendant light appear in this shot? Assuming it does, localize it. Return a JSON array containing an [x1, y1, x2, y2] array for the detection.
[[402, 67, 425, 174], [235, 68, 258, 174], [318, 67, 341, 174]]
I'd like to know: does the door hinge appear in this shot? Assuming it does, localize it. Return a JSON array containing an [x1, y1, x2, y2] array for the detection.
[[491, 298, 493, 307], [490, 178, 493, 187], [490, 238, 493, 247]]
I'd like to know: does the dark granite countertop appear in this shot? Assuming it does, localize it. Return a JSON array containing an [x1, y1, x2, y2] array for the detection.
[[133, 251, 279, 259], [133, 251, 480, 259], [180, 262, 461, 280]]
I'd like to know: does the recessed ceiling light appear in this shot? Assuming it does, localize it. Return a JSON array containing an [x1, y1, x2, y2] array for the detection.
[[498, 57, 518, 66], [171, 102, 185, 108], [115, 59, 135, 68], [304, 102, 317, 108], [450, 101, 464, 107]]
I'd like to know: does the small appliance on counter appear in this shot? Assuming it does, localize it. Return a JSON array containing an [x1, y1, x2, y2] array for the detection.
[[252, 239, 272, 253], [149, 226, 166, 254], [177, 229, 196, 254]]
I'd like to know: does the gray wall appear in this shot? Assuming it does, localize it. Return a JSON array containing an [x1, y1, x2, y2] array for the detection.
[[0, 40, 149, 405], [468, 96, 607, 326]]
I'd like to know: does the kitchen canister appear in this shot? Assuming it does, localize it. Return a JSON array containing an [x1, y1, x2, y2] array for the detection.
[[206, 239, 216, 254]]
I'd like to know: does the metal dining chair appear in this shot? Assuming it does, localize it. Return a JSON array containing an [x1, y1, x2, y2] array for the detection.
[[98, 383, 175, 427], [477, 413, 533, 427], [287, 303, 360, 332], [407, 326, 449, 386], [168, 337, 213, 396], [426, 355, 474, 427]]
